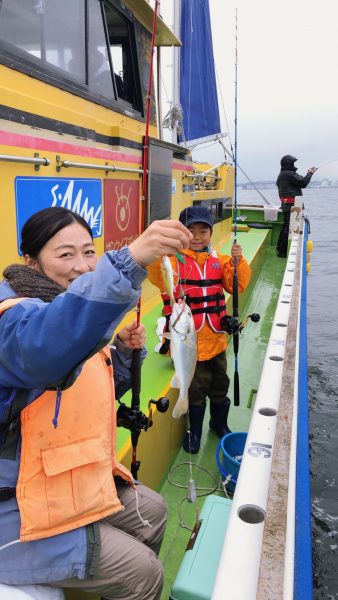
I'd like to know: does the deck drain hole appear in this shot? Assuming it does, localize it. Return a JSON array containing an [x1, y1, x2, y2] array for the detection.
[[287, 268, 295, 272], [259, 407, 277, 417], [238, 505, 265, 524], [269, 355, 283, 361], [276, 323, 287, 327], [284, 284, 292, 287], [281, 300, 290, 304]]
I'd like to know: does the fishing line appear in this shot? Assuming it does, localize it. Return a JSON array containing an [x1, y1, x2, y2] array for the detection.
[[218, 137, 275, 206], [315, 159, 338, 169], [215, 66, 232, 148], [233, 9, 238, 245], [181, 206, 198, 502], [167, 461, 231, 531], [167, 462, 219, 494]]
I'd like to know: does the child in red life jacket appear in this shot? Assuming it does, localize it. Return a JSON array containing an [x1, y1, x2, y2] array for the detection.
[[147, 206, 251, 453]]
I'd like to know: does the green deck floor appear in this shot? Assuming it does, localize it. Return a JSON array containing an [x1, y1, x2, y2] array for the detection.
[[158, 245, 286, 600]]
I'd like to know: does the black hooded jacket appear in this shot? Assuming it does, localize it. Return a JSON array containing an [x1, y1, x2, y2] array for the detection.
[[276, 155, 313, 198]]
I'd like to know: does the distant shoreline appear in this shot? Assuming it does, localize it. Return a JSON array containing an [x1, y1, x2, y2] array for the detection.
[[238, 181, 338, 190]]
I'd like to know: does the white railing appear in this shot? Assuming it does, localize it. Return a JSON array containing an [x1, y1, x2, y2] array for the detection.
[[212, 235, 303, 600]]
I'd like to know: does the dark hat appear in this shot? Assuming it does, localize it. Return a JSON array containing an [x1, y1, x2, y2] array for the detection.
[[280, 155, 298, 167], [179, 205, 213, 228]]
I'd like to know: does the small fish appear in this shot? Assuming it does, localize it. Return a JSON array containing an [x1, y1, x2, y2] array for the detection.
[[167, 300, 197, 419], [161, 256, 175, 306]]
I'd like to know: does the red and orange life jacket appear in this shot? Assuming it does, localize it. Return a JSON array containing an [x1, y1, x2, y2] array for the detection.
[[161, 252, 227, 333]]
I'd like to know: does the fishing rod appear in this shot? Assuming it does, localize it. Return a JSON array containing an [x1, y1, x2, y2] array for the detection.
[[131, 0, 157, 480], [232, 8, 240, 407], [116, 0, 168, 480]]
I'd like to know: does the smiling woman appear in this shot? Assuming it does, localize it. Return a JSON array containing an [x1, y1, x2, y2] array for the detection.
[[20, 207, 97, 288], [0, 206, 192, 599]]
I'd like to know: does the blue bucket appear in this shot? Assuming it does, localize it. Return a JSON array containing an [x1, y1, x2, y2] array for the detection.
[[216, 432, 247, 493]]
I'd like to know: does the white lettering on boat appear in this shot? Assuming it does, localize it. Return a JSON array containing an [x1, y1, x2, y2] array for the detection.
[[247, 442, 272, 458], [51, 180, 102, 235]]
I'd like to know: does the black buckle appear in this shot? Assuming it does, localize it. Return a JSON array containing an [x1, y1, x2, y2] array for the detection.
[[0, 487, 16, 501]]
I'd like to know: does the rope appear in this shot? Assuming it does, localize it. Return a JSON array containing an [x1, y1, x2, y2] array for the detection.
[[162, 104, 184, 136], [134, 488, 152, 528]]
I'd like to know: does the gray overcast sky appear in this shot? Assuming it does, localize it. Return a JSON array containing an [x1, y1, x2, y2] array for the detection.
[[159, 0, 338, 182]]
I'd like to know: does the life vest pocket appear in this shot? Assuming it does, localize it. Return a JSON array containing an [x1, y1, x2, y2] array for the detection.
[[41, 435, 106, 528]]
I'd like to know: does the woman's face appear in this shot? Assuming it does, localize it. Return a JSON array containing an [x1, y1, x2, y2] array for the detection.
[[25, 223, 97, 288]]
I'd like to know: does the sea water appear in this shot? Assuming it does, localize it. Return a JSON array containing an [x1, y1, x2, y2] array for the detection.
[[238, 186, 338, 599]]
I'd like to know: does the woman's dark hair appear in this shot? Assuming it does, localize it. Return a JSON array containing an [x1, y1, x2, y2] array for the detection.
[[20, 207, 93, 257]]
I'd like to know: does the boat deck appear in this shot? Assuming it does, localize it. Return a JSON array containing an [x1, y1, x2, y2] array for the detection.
[[159, 243, 285, 599], [65, 223, 286, 600], [116, 225, 275, 460]]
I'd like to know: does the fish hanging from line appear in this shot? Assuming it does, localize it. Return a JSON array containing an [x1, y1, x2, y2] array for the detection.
[[161, 255, 176, 305], [165, 299, 197, 419]]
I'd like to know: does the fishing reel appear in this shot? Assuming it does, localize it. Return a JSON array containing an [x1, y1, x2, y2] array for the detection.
[[116, 396, 170, 434], [220, 313, 260, 335]]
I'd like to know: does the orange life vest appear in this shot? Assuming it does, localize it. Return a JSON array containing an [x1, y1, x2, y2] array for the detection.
[[0, 298, 133, 542], [161, 253, 227, 333]]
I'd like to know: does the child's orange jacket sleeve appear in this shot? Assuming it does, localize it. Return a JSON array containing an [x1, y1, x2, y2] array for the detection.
[[147, 258, 163, 290], [219, 253, 251, 294]]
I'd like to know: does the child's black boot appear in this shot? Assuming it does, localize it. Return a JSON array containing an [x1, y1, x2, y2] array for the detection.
[[209, 398, 232, 438], [183, 405, 206, 454]]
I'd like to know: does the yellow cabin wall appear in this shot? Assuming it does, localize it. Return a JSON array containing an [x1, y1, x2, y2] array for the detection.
[[0, 65, 157, 141], [0, 65, 235, 296]]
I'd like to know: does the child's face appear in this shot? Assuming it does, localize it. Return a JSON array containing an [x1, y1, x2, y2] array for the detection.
[[188, 222, 212, 251]]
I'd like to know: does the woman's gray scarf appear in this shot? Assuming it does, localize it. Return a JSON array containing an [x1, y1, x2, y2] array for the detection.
[[3, 264, 66, 302]]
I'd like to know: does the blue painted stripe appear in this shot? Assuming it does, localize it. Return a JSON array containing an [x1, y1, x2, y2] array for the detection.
[[294, 224, 313, 599]]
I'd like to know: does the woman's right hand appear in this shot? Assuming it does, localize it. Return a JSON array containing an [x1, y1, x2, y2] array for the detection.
[[129, 220, 192, 267]]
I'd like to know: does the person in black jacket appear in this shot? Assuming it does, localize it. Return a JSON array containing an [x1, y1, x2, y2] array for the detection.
[[276, 155, 317, 257]]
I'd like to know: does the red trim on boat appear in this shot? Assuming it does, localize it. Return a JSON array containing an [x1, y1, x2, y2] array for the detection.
[[0, 129, 192, 171]]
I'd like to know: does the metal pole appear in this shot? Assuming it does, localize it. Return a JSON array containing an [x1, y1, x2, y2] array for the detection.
[[0, 154, 50, 166]]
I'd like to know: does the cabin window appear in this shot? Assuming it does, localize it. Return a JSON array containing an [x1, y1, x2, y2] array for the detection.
[[102, 2, 138, 106], [0, 0, 142, 115], [88, 0, 115, 97], [0, 0, 86, 83], [210, 204, 217, 220]]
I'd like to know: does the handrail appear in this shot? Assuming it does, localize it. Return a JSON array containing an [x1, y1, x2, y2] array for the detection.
[[0, 154, 50, 167], [184, 173, 222, 180], [56, 157, 143, 175]]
